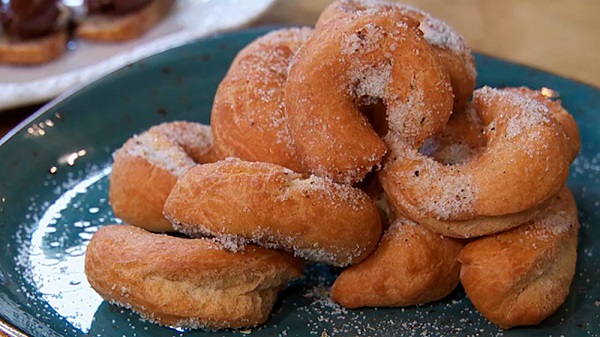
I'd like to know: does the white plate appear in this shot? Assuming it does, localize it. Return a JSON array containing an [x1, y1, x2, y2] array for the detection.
[[0, 0, 276, 111]]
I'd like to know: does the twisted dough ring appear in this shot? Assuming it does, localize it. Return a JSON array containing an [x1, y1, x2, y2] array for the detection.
[[379, 87, 580, 238], [211, 28, 313, 172], [458, 187, 579, 328], [331, 218, 464, 308], [85, 225, 303, 330], [163, 158, 382, 267], [109, 121, 219, 232], [316, 0, 477, 113], [286, 10, 454, 183]]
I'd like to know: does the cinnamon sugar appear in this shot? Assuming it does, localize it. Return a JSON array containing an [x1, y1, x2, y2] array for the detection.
[[386, 140, 479, 220], [121, 131, 197, 177], [118, 121, 213, 176], [341, 22, 386, 56], [476, 86, 552, 141], [349, 62, 392, 100]]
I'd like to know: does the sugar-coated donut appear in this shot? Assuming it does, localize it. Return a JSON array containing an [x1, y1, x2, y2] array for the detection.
[[211, 28, 313, 172], [458, 187, 579, 329], [85, 225, 303, 330], [286, 10, 453, 183], [379, 87, 580, 238], [317, 0, 477, 112], [163, 158, 382, 267], [109, 122, 219, 232], [331, 219, 463, 308]]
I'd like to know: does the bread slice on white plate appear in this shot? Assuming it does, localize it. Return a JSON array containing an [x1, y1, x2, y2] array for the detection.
[[77, 0, 176, 42], [0, 29, 68, 65]]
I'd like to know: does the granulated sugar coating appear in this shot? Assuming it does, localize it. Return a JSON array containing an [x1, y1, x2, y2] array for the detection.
[[211, 28, 311, 171], [120, 122, 214, 176]]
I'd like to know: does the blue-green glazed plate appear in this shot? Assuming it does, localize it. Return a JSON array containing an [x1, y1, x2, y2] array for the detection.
[[0, 27, 598, 337]]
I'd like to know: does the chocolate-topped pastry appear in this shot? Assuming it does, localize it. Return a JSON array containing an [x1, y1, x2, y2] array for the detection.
[[77, 0, 174, 41], [86, 0, 151, 15], [0, 0, 68, 65], [0, 0, 59, 39]]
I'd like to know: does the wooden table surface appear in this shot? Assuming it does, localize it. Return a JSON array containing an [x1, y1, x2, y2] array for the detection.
[[1, 0, 598, 335]]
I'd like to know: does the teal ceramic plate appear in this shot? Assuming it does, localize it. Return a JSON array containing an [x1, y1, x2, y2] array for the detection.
[[0, 27, 599, 337]]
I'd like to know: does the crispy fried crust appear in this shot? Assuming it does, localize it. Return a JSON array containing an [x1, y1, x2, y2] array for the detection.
[[163, 158, 382, 267], [211, 28, 312, 172], [316, 0, 476, 113], [379, 87, 579, 238], [331, 219, 463, 308], [76, 0, 175, 42], [85, 225, 303, 330], [0, 29, 67, 65], [458, 187, 579, 329], [285, 10, 453, 184], [109, 122, 218, 232]]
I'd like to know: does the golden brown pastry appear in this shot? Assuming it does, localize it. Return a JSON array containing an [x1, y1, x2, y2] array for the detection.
[[211, 27, 313, 172], [316, 0, 477, 113], [331, 219, 463, 308], [85, 225, 303, 330], [285, 10, 454, 184], [77, 0, 175, 42], [163, 158, 382, 267], [458, 187, 579, 329], [379, 87, 580, 238], [109, 121, 219, 232]]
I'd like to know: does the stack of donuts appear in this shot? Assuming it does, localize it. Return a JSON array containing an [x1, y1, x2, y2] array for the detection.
[[85, 0, 582, 331]]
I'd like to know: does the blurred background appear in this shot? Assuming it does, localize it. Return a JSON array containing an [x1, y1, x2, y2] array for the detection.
[[264, 0, 599, 87]]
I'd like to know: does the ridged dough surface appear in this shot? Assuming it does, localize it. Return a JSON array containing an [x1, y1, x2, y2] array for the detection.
[[379, 87, 579, 237], [211, 27, 313, 172], [163, 158, 382, 267], [109, 121, 218, 232], [458, 187, 579, 329], [285, 10, 453, 184], [85, 225, 303, 330], [331, 219, 463, 308], [316, 0, 477, 112]]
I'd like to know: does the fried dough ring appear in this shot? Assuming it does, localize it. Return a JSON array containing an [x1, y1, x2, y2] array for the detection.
[[285, 10, 453, 184], [317, 0, 477, 112], [163, 158, 382, 267], [458, 187, 579, 329], [211, 28, 313, 172], [85, 225, 303, 330], [331, 219, 463, 308], [109, 122, 219, 232], [379, 87, 580, 238]]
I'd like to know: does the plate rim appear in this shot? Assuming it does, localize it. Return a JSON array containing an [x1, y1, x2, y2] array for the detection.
[[0, 0, 277, 111], [0, 26, 278, 148]]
